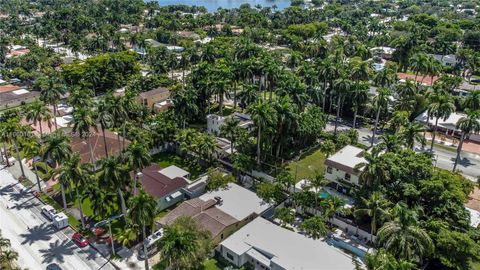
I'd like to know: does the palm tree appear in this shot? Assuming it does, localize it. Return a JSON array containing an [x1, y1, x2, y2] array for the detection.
[[350, 82, 369, 128], [453, 110, 480, 171], [409, 53, 429, 84], [354, 192, 391, 242], [2, 119, 27, 178], [99, 156, 130, 222], [25, 99, 51, 137], [220, 117, 241, 152], [428, 93, 455, 151], [95, 98, 114, 157], [371, 88, 391, 147], [300, 216, 328, 239], [41, 131, 72, 210], [159, 217, 212, 269], [128, 189, 157, 270], [0, 249, 18, 269], [464, 90, 480, 111], [399, 121, 426, 149], [273, 96, 298, 157], [38, 74, 66, 130], [124, 142, 151, 194], [246, 99, 277, 165], [364, 249, 416, 270], [333, 76, 352, 135], [378, 134, 404, 152], [355, 146, 388, 188], [71, 107, 96, 164], [58, 153, 91, 229], [376, 203, 433, 262], [275, 207, 294, 226], [321, 196, 346, 223]]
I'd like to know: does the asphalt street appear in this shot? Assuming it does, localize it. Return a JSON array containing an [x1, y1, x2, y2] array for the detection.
[[326, 121, 480, 181], [0, 167, 116, 270]]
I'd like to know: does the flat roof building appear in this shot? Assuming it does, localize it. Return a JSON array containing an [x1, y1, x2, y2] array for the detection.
[[219, 217, 357, 270], [324, 145, 366, 191]]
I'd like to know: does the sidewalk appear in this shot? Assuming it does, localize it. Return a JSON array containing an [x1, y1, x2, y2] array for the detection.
[[426, 132, 480, 155], [6, 158, 47, 192]]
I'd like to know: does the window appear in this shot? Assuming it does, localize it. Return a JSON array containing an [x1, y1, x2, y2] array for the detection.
[[327, 167, 332, 174], [221, 233, 224, 239], [344, 173, 351, 181], [226, 252, 234, 261]]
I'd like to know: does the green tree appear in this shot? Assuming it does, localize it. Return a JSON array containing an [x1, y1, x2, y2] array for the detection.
[[25, 99, 51, 137], [247, 99, 276, 164], [300, 216, 328, 239], [427, 92, 455, 151], [205, 169, 235, 191], [355, 147, 389, 188], [41, 131, 72, 210], [371, 88, 391, 147], [128, 189, 157, 270], [354, 192, 391, 242], [453, 110, 480, 171], [99, 156, 130, 222], [377, 203, 434, 262], [124, 141, 151, 194], [364, 249, 416, 270], [275, 207, 294, 226]]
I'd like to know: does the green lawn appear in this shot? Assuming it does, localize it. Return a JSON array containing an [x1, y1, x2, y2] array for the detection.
[[151, 152, 205, 179], [287, 148, 326, 182]]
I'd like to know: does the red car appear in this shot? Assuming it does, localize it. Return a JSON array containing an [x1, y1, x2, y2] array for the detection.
[[72, 233, 88, 247]]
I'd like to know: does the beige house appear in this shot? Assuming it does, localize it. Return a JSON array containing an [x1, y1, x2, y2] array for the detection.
[[138, 87, 171, 112]]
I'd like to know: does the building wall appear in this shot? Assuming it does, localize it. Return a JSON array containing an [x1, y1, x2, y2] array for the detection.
[[324, 165, 359, 186], [157, 191, 184, 211], [139, 91, 170, 109], [207, 114, 226, 135]]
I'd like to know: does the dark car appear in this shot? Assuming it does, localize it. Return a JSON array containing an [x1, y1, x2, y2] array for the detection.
[[71, 233, 88, 247], [46, 263, 62, 270]]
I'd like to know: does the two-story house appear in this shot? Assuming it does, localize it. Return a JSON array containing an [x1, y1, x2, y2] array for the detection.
[[324, 145, 366, 194]]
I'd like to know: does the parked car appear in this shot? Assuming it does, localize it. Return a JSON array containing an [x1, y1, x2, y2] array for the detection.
[[46, 263, 62, 270], [41, 205, 57, 221], [71, 233, 88, 247]]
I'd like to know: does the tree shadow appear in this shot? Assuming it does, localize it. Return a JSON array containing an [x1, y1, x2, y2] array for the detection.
[[0, 184, 15, 196], [450, 157, 476, 168], [77, 245, 102, 261], [20, 223, 55, 245], [39, 239, 76, 264], [11, 196, 40, 210]]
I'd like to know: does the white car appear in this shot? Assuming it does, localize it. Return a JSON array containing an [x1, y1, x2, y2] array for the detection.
[[41, 205, 57, 221]]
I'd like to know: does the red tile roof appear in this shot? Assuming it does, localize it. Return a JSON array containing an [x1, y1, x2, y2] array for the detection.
[[0, 84, 21, 93], [139, 164, 189, 198], [397, 73, 439, 86]]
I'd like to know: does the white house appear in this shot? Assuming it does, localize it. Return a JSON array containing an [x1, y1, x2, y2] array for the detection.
[[415, 110, 480, 143], [219, 217, 357, 270], [207, 112, 252, 135], [430, 54, 458, 67], [370, 46, 396, 59], [324, 145, 366, 191]]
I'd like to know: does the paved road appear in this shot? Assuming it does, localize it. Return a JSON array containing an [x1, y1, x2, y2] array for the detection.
[[326, 121, 480, 181], [0, 167, 116, 270]]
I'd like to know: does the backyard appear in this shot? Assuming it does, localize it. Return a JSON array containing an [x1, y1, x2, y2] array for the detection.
[[287, 148, 326, 182], [151, 152, 206, 180]]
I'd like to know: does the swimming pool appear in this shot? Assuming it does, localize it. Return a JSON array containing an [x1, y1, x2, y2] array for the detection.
[[327, 237, 367, 259]]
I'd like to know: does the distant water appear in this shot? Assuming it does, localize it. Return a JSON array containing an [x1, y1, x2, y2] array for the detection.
[[155, 0, 291, 12]]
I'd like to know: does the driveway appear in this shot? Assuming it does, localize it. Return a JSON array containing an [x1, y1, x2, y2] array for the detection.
[[0, 167, 116, 270]]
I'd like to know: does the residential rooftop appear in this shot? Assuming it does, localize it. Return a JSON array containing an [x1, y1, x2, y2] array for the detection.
[[220, 217, 357, 270], [139, 164, 189, 199], [199, 183, 271, 221], [324, 145, 366, 175]]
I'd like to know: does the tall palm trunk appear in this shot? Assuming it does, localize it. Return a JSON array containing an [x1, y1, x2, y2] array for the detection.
[[118, 188, 128, 225], [233, 81, 237, 109], [87, 136, 95, 164], [39, 121, 43, 137], [3, 142, 10, 167], [60, 183, 68, 210], [75, 185, 85, 229], [352, 106, 358, 129], [453, 132, 465, 171], [53, 104, 58, 130], [101, 123, 109, 157], [430, 117, 440, 151], [13, 139, 25, 178], [33, 162, 41, 192], [334, 94, 341, 135], [219, 92, 224, 116], [322, 79, 327, 112], [371, 107, 381, 147], [256, 126, 261, 165], [142, 225, 149, 270]]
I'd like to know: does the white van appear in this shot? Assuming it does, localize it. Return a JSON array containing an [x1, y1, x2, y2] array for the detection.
[[52, 213, 68, 229]]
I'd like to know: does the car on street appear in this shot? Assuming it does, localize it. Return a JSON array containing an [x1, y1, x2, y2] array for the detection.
[[46, 263, 62, 270], [41, 205, 57, 221], [71, 233, 88, 247]]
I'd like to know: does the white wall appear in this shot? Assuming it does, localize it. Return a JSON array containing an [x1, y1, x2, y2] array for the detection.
[[324, 166, 359, 186]]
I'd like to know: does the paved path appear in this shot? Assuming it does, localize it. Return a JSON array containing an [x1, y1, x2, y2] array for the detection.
[[0, 167, 116, 270], [326, 121, 480, 181]]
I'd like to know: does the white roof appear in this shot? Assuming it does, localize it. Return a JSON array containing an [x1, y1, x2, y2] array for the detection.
[[221, 217, 356, 270], [55, 115, 73, 128], [200, 183, 270, 221], [415, 110, 479, 132], [467, 207, 480, 228], [12, 89, 29, 95], [159, 165, 189, 179], [326, 145, 366, 170]]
